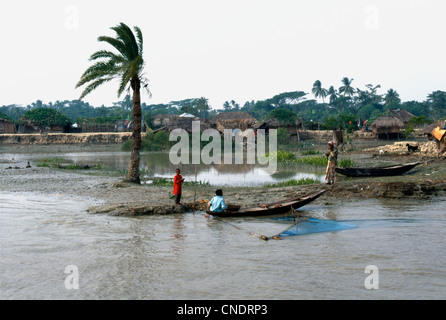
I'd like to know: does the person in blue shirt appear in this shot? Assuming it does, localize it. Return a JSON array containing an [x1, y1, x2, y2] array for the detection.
[[206, 189, 227, 214]]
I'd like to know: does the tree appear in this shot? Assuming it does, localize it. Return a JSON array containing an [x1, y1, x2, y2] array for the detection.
[[327, 86, 338, 103], [384, 89, 401, 110], [312, 80, 327, 103], [339, 77, 355, 97], [76, 22, 150, 184], [427, 90, 446, 119], [196, 97, 210, 118], [267, 108, 298, 125], [20, 108, 72, 129]]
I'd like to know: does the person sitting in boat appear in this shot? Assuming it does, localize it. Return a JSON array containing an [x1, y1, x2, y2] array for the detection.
[[325, 141, 338, 185], [206, 189, 227, 214]]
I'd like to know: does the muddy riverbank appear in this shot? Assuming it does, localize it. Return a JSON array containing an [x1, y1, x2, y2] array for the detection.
[[1, 147, 445, 216]]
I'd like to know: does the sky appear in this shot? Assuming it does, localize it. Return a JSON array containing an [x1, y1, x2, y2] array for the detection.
[[1, 0, 445, 110]]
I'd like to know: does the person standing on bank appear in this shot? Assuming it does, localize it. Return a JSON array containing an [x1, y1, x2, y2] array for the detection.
[[173, 168, 185, 205], [325, 141, 338, 185]]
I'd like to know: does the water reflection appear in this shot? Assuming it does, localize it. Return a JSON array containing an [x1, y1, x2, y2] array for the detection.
[[60, 151, 325, 187]]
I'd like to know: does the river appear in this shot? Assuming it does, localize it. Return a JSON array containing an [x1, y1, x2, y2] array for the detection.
[[1, 148, 446, 299]]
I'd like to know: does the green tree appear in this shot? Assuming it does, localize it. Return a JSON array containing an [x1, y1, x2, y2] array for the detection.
[[339, 77, 355, 97], [427, 90, 446, 119], [312, 80, 328, 103], [267, 108, 298, 125], [76, 23, 150, 184], [196, 97, 210, 118], [20, 108, 72, 128], [327, 86, 338, 103], [384, 89, 401, 110]]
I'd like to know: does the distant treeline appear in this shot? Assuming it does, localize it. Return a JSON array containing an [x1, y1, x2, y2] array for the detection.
[[1, 78, 445, 130]]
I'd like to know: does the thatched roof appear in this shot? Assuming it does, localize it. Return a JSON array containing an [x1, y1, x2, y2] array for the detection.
[[153, 114, 182, 129], [166, 118, 212, 133], [253, 117, 301, 129], [370, 116, 404, 134], [212, 112, 257, 131], [422, 123, 440, 135], [389, 109, 415, 124], [213, 112, 257, 122]]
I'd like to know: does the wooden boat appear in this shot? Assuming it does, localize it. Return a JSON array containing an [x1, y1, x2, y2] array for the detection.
[[207, 190, 326, 217], [335, 162, 419, 178]]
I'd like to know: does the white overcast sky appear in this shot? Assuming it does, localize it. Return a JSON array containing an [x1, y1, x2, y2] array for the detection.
[[0, 0, 445, 109]]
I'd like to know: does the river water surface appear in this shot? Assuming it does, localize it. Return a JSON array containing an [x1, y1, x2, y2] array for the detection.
[[1, 149, 446, 299]]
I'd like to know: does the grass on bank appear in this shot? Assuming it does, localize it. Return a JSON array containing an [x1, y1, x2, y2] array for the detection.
[[36, 157, 103, 170], [266, 150, 355, 167], [263, 177, 320, 188]]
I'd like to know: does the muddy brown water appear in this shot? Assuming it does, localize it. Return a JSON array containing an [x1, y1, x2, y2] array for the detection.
[[1, 143, 446, 299]]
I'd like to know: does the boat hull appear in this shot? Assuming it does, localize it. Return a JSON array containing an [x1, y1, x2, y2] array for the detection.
[[335, 162, 419, 177], [208, 190, 326, 217]]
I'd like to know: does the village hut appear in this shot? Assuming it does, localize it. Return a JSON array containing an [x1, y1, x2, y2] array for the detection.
[[162, 117, 213, 134], [370, 115, 405, 139], [389, 109, 415, 124], [17, 120, 40, 133], [153, 114, 180, 128], [212, 112, 257, 133], [422, 123, 440, 141], [253, 118, 302, 137], [0, 118, 16, 134]]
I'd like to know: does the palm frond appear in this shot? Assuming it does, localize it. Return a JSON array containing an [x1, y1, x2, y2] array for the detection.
[[79, 77, 114, 100], [89, 50, 126, 63], [76, 60, 122, 89], [111, 23, 139, 60], [134, 26, 143, 54], [76, 22, 148, 101], [97, 36, 129, 59], [117, 55, 143, 96]]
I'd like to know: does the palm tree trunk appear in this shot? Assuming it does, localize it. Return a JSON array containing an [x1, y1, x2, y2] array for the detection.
[[124, 77, 142, 184]]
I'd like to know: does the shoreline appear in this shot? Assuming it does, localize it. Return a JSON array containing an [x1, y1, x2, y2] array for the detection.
[[1, 138, 445, 216], [2, 157, 445, 217]]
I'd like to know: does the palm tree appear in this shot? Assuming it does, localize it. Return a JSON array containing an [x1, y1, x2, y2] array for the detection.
[[312, 80, 328, 103], [384, 89, 401, 110], [76, 22, 150, 184], [327, 86, 338, 104], [339, 77, 355, 97]]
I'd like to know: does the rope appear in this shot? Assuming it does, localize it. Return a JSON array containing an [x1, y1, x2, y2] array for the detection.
[[200, 207, 306, 241], [261, 207, 308, 240]]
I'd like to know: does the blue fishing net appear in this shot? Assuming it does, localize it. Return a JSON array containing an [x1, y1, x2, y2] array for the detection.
[[270, 217, 357, 238]]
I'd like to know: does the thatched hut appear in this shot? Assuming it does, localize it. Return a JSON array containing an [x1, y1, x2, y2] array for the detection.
[[165, 117, 213, 133], [153, 114, 179, 128], [370, 116, 405, 139], [422, 123, 440, 141], [212, 112, 257, 132], [0, 118, 16, 134], [389, 109, 415, 124], [253, 118, 302, 137]]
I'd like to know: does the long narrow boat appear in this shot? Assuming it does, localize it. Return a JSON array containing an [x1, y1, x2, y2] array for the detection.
[[335, 162, 419, 178], [207, 190, 326, 217]]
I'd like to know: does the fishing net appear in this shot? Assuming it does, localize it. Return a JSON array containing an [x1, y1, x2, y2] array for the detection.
[[265, 216, 357, 239]]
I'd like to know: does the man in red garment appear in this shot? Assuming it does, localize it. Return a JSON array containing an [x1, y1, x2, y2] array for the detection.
[[173, 168, 185, 205]]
